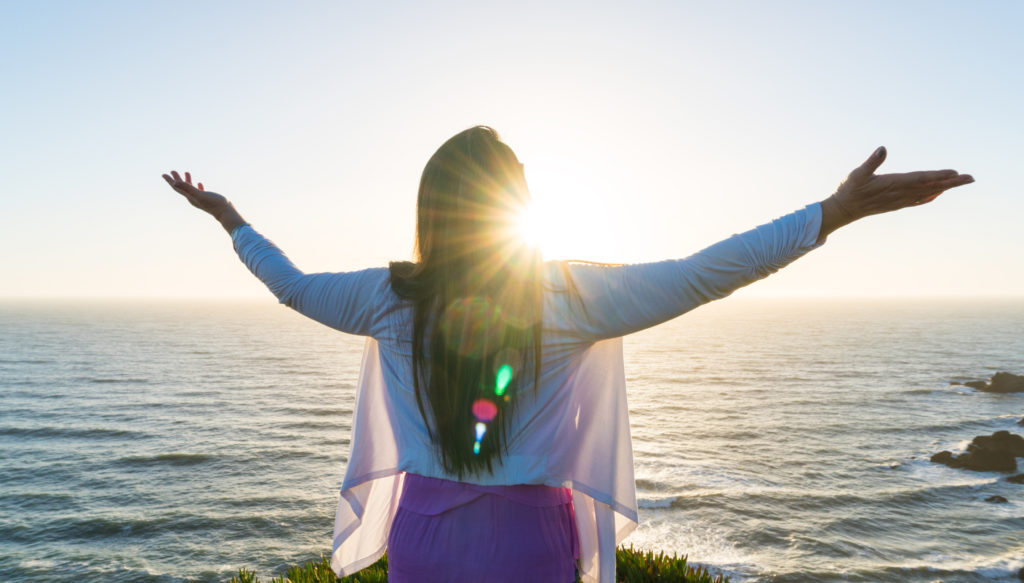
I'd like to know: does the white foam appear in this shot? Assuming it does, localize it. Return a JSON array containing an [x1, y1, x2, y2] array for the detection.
[[626, 515, 754, 575], [19, 559, 58, 570], [637, 496, 677, 509]]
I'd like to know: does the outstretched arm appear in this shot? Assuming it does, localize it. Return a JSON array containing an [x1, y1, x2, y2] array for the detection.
[[816, 146, 973, 243], [552, 147, 974, 340], [162, 170, 248, 234], [160, 170, 388, 337]]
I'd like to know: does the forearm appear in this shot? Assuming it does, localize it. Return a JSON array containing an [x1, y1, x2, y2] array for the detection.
[[562, 203, 824, 339], [215, 202, 247, 235], [231, 225, 388, 336]]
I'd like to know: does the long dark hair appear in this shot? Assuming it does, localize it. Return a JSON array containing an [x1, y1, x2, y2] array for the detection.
[[389, 126, 543, 478]]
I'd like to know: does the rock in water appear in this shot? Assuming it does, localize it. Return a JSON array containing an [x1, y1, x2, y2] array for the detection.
[[990, 372, 1024, 393], [1007, 474, 1024, 484], [958, 372, 1024, 393], [960, 447, 1017, 472], [971, 431, 1024, 457], [930, 439, 1019, 472], [984, 495, 1008, 503]]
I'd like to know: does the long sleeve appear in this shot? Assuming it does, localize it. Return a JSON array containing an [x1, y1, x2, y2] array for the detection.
[[546, 202, 824, 340], [231, 225, 392, 337]]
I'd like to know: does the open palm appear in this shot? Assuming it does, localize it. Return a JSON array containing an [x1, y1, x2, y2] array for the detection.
[[162, 170, 229, 218], [833, 147, 973, 219]]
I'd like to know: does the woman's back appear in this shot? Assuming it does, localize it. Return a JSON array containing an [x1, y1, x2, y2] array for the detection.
[[229, 200, 824, 580]]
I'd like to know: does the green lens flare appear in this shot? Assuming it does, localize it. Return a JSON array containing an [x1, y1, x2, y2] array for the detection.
[[473, 442, 481, 455], [495, 364, 513, 396]]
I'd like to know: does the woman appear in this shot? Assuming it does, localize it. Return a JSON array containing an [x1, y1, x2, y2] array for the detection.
[[162, 127, 972, 583]]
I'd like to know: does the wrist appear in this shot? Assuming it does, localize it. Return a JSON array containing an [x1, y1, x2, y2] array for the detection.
[[828, 192, 859, 222], [817, 194, 859, 243], [215, 202, 247, 234]]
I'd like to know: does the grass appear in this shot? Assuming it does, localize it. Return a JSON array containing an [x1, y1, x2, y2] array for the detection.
[[228, 546, 729, 583]]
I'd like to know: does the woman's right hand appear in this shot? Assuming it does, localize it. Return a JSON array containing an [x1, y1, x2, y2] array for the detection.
[[162, 170, 230, 217], [817, 147, 974, 242], [162, 170, 247, 234]]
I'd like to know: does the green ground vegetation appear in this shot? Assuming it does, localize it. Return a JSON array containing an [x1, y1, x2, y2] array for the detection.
[[228, 546, 729, 583]]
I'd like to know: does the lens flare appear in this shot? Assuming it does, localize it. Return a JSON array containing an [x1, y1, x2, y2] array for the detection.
[[475, 422, 486, 441], [472, 398, 498, 422], [495, 364, 513, 396], [473, 442, 481, 455]]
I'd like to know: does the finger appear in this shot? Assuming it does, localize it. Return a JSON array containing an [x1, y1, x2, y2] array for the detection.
[[851, 146, 887, 181], [909, 175, 974, 205], [907, 169, 959, 181], [162, 174, 174, 185], [916, 176, 974, 195], [924, 174, 973, 188], [185, 172, 193, 185], [171, 170, 182, 182], [887, 170, 959, 189], [198, 182, 204, 191]]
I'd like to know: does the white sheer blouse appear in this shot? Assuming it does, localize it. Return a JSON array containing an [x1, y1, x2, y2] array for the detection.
[[231, 203, 824, 583]]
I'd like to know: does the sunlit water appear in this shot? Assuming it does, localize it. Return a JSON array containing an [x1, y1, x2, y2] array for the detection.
[[2, 298, 1022, 582]]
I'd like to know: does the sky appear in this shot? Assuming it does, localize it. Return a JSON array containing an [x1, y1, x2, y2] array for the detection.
[[1, 1, 1021, 299]]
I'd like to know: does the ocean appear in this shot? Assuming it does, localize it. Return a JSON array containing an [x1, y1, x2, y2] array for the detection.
[[1, 298, 1022, 582]]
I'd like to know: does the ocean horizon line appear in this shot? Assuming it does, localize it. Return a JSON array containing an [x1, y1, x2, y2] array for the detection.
[[3, 294, 1024, 302]]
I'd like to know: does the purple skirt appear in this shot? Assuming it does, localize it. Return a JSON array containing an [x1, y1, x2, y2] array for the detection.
[[387, 473, 579, 583]]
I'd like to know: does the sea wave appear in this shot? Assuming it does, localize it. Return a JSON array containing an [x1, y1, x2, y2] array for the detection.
[[274, 420, 345, 431], [634, 478, 675, 491], [763, 554, 1024, 583], [635, 478, 1005, 514], [8, 557, 208, 583], [79, 377, 151, 384], [638, 496, 678, 509], [11, 512, 296, 543], [116, 453, 220, 467], [280, 406, 352, 417], [0, 491, 76, 512], [0, 426, 149, 440]]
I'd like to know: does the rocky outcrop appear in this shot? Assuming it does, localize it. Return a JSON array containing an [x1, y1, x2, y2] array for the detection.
[[930, 448, 1017, 472], [1007, 473, 1024, 484], [984, 495, 1008, 503], [955, 372, 1024, 393], [930, 431, 1024, 473], [972, 431, 1024, 457]]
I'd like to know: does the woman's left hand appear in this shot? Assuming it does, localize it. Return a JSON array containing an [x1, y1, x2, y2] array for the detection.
[[817, 147, 974, 242]]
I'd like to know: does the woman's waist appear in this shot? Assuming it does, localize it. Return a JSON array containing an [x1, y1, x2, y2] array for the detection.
[[399, 472, 572, 515]]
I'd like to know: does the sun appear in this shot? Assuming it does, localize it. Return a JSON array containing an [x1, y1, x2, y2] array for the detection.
[[514, 192, 614, 261], [507, 151, 623, 262], [517, 202, 545, 250]]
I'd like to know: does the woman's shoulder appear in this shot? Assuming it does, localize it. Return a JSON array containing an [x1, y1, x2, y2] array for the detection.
[[542, 258, 617, 276], [542, 259, 624, 293]]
